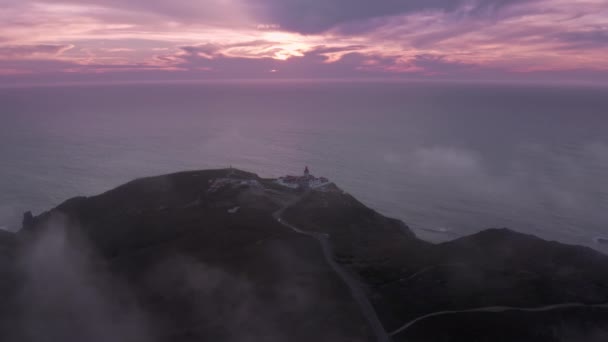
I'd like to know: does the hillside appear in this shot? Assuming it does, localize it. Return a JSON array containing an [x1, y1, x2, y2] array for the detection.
[[2, 168, 608, 341]]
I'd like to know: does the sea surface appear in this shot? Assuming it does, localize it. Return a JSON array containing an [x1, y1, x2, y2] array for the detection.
[[1, 81, 607, 252]]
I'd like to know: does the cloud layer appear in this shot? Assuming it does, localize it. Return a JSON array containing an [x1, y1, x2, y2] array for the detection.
[[0, 0, 607, 85]]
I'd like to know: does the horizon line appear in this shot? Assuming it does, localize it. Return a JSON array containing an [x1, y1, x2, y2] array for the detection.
[[2, 77, 608, 89]]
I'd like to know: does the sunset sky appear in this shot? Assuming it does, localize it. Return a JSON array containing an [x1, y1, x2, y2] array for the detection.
[[1, 0, 607, 85]]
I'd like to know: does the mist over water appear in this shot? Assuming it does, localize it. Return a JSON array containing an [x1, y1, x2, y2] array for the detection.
[[1, 81, 607, 252]]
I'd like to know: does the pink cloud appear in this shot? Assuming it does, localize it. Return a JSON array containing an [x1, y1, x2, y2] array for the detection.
[[0, 0, 607, 85], [0, 44, 74, 59]]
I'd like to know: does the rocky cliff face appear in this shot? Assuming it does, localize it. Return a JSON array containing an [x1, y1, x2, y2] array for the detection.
[[2, 168, 608, 341]]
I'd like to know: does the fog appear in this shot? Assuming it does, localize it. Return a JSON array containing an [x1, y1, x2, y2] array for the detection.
[[371, 141, 608, 245], [14, 214, 154, 342], [8, 214, 359, 341], [1, 82, 607, 252], [0, 82, 607, 342]]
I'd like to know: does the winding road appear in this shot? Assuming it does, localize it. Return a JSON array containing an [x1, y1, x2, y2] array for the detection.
[[272, 193, 391, 342], [390, 302, 608, 336], [271, 190, 608, 342]]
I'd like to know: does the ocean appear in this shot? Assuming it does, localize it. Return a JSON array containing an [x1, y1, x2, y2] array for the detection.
[[1, 81, 607, 253]]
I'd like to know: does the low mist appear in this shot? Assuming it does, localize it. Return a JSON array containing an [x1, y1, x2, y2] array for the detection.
[[14, 215, 153, 342]]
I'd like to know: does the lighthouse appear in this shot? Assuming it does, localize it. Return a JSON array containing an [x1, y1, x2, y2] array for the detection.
[[275, 166, 330, 189]]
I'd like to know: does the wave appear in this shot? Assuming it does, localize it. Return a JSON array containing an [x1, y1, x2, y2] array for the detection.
[[412, 226, 462, 237], [593, 236, 608, 245]]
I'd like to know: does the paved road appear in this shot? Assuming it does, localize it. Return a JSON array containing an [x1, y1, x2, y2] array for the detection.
[[273, 195, 391, 342], [390, 302, 608, 336], [272, 192, 608, 341]]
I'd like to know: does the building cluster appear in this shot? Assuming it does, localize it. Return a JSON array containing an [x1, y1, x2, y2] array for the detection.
[[276, 166, 330, 189]]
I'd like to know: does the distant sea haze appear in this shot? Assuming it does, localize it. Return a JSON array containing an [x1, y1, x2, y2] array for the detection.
[[1, 81, 607, 253]]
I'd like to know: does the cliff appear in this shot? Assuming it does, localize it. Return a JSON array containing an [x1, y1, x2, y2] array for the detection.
[[2, 168, 607, 341]]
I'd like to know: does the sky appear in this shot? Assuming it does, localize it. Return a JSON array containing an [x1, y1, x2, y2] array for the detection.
[[0, 0, 607, 85]]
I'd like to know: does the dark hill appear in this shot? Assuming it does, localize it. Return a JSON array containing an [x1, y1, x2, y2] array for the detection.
[[1, 168, 607, 341]]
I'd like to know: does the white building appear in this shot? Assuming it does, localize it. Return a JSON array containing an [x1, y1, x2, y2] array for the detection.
[[276, 166, 330, 189]]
